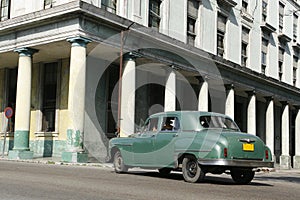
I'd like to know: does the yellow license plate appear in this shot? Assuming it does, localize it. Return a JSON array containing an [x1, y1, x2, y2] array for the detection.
[[243, 143, 254, 151]]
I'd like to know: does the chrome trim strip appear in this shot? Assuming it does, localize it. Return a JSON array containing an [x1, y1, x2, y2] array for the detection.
[[239, 138, 256, 143], [115, 143, 133, 146], [197, 158, 274, 168], [175, 149, 211, 153]]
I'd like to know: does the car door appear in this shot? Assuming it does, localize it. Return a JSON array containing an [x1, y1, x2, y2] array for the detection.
[[153, 116, 180, 167], [132, 117, 159, 166]]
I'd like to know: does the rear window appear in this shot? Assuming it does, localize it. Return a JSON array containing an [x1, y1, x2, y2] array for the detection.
[[199, 116, 239, 131]]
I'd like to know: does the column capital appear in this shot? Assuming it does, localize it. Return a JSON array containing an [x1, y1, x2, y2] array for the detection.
[[246, 90, 256, 96], [123, 52, 140, 61], [294, 105, 300, 110], [280, 101, 289, 107], [225, 83, 234, 90], [264, 96, 274, 102], [14, 47, 38, 57], [67, 36, 92, 48], [196, 75, 209, 84]]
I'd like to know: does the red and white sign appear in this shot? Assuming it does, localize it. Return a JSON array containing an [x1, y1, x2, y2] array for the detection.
[[4, 107, 14, 119]]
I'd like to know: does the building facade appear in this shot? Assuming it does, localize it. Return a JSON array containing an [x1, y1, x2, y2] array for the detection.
[[0, 0, 300, 168]]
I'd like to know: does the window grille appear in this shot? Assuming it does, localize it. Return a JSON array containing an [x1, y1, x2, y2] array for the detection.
[[101, 0, 117, 13], [242, 0, 248, 13], [262, 0, 268, 22], [217, 14, 227, 57], [187, 0, 199, 46], [149, 0, 161, 30], [293, 14, 298, 42], [42, 63, 58, 132], [241, 27, 249, 67], [279, 2, 284, 33], [293, 56, 298, 86], [261, 36, 268, 72], [0, 0, 10, 21]]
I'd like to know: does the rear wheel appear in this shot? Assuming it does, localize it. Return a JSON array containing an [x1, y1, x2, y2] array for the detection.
[[182, 156, 205, 183], [231, 169, 255, 184], [113, 150, 128, 173]]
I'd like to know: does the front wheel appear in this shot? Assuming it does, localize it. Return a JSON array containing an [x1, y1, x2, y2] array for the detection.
[[231, 169, 255, 184], [113, 150, 128, 173], [182, 156, 205, 183]]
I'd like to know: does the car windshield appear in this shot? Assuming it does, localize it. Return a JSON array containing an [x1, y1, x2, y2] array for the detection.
[[199, 115, 240, 131]]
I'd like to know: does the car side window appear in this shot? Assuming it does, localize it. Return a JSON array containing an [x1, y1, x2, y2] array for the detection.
[[161, 117, 180, 132], [146, 118, 159, 132]]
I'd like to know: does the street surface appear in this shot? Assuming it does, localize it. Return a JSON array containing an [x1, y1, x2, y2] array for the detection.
[[0, 160, 299, 200]]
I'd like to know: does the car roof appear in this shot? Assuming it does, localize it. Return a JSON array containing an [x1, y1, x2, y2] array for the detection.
[[149, 111, 229, 119]]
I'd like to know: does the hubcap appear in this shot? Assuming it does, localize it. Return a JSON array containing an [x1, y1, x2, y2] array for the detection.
[[187, 161, 197, 177]]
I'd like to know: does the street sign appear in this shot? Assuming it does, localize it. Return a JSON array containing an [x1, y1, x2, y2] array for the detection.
[[4, 107, 13, 119]]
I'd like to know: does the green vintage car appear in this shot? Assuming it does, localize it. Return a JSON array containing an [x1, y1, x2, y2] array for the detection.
[[108, 111, 274, 184]]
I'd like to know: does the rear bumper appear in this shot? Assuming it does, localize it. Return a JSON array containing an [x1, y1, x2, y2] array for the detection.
[[197, 158, 274, 168]]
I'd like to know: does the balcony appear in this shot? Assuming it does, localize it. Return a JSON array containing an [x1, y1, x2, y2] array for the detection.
[[217, 0, 237, 10], [278, 33, 291, 44], [261, 22, 276, 34], [241, 10, 254, 24], [292, 42, 300, 51]]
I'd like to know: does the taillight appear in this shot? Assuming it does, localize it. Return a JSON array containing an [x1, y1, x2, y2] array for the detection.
[[224, 148, 228, 158], [265, 150, 269, 160]]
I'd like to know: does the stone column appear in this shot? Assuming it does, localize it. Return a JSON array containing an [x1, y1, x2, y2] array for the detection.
[[61, 36, 91, 163], [280, 102, 291, 169], [247, 90, 256, 135], [198, 76, 209, 112], [120, 53, 136, 137], [294, 106, 300, 168], [8, 47, 38, 160], [225, 84, 234, 120], [164, 69, 176, 112], [265, 97, 275, 160]]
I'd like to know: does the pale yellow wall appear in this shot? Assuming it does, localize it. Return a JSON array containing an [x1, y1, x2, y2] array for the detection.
[[58, 58, 70, 140], [25, 59, 70, 141], [29, 63, 40, 140]]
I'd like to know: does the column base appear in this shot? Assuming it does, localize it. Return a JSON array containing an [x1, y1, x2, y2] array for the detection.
[[293, 156, 300, 169], [280, 155, 291, 169], [61, 152, 88, 163], [8, 150, 33, 160]]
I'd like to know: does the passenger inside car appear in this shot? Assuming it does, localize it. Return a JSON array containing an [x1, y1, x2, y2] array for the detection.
[[162, 119, 173, 131]]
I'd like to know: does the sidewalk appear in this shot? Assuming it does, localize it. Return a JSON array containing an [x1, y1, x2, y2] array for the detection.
[[0, 155, 114, 169]]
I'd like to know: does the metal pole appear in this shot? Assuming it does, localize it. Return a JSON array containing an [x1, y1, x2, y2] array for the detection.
[[116, 22, 134, 137], [117, 31, 124, 137], [2, 118, 8, 158]]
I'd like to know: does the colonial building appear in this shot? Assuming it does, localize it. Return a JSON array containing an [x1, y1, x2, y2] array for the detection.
[[0, 0, 300, 168]]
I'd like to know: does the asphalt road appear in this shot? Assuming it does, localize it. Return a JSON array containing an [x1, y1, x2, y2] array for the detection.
[[0, 160, 299, 200]]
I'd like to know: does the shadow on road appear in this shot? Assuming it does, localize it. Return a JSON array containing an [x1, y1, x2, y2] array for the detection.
[[118, 170, 273, 186], [254, 176, 300, 184]]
